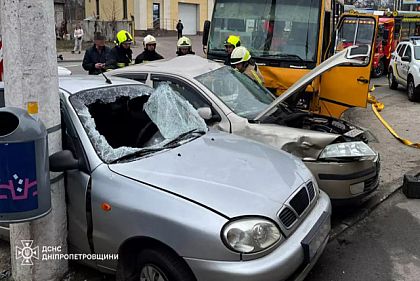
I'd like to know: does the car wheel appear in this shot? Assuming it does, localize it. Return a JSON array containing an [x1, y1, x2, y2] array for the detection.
[[372, 60, 385, 78], [407, 77, 419, 102], [137, 249, 196, 281], [388, 71, 398, 89]]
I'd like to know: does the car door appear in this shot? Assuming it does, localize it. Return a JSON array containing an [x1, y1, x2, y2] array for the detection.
[[395, 44, 407, 83], [60, 96, 93, 255], [400, 44, 412, 81], [317, 15, 378, 118], [150, 74, 232, 133]]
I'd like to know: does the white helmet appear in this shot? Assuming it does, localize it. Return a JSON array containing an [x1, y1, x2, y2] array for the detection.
[[230, 46, 251, 65], [143, 35, 157, 47]]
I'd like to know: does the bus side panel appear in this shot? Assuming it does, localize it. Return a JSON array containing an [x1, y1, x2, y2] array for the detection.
[[259, 66, 310, 95]]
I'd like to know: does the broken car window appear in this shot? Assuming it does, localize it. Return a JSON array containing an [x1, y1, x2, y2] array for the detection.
[[69, 84, 207, 163], [195, 66, 274, 119]]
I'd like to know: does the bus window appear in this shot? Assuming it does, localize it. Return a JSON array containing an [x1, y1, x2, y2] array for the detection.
[[335, 17, 375, 53]]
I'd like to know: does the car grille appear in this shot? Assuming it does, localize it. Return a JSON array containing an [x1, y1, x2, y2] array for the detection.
[[307, 182, 315, 201], [279, 207, 297, 228], [278, 182, 317, 229], [364, 174, 379, 191]]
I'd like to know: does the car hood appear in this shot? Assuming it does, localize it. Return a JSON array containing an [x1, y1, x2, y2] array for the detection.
[[235, 122, 340, 159], [109, 130, 312, 218], [255, 46, 370, 121]]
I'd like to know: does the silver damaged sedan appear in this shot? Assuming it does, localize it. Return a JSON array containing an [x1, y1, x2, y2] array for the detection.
[[0, 76, 331, 281]]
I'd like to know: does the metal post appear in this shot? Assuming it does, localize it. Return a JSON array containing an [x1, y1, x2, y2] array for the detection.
[[0, 0, 67, 280]]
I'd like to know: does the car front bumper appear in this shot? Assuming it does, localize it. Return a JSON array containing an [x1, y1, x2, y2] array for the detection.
[[305, 154, 380, 200], [184, 191, 331, 281]]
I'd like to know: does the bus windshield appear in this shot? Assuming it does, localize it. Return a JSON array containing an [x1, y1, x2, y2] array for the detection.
[[208, 0, 322, 62], [335, 18, 376, 51]]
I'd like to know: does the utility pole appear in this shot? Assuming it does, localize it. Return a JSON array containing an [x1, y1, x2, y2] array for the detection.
[[0, 0, 68, 280]]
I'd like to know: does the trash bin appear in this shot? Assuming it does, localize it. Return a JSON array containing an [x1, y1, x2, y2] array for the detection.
[[0, 107, 51, 223]]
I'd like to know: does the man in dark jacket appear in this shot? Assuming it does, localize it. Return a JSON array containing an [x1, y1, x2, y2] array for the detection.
[[108, 30, 134, 69], [82, 33, 111, 75], [135, 35, 164, 64], [176, 20, 183, 39]]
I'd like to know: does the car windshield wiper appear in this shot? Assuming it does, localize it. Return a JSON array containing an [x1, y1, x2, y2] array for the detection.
[[258, 53, 304, 61], [110, 147, 168, 164], [163, 129, 206, 148]]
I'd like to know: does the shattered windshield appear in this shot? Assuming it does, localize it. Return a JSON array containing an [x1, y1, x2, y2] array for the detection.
[[69, 84, 207, 163], [195, 67, 275, 119]]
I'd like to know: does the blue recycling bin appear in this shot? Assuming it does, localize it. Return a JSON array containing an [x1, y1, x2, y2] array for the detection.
[[0, 107, 51, 222]]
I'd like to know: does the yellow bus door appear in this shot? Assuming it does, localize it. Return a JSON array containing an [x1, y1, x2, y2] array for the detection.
[[318, 15, 378, 118]]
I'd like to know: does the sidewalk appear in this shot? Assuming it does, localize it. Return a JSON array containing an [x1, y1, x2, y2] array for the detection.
[[57, 35, 205, 63]]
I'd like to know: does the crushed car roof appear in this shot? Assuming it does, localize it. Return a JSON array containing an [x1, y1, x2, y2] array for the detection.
[[109, 55, 224, 78], [59, 75, 142, 94]]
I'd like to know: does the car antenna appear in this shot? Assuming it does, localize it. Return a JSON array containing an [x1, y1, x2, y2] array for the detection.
[[101, 69, 112, 84]]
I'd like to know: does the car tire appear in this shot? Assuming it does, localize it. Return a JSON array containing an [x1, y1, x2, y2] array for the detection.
[[388, 71, 398, 90], [372, 60, 385, 78], [407, 77, 419, 102], [136, 248, 196, 281]]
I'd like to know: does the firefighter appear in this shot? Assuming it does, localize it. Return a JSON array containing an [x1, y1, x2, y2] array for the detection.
[[224, 35, 241, 66], [108, 30, 134, 69], [135, 35, 164, 64], [230, 46, 264, 86], [176, 36, 195, 56]]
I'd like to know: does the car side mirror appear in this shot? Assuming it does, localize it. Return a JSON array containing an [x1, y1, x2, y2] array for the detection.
[[197, 107, 213, 120], [402, 56, 411, 62], [49, 150, 80, 172], [345, 45, 371, 60]]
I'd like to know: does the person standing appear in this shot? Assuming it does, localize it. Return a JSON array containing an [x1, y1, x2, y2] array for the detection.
[[82, 33, 112, 75], [108, 30, 134, 69], [135, 35, 164, 64], [176, 36, 195, 56], [230, 46, 264, 86], [72, 24, 84, 54], [176, 20, 184, 39], [223, 35, 240, 66]]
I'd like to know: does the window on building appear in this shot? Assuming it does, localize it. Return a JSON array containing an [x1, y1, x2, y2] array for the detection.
[[123, 0, 128, 19], [96, 0, 100, 18]]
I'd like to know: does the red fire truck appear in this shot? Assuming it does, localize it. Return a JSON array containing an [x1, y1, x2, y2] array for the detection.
[[352, 10, 420, 77]]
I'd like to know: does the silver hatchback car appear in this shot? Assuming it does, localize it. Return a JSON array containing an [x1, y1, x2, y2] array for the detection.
[[1, 76, 331, 281], [109, 47, 380, 202]]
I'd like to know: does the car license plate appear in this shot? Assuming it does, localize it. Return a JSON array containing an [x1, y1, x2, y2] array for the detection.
[[301, 212, 330, 264], [343, 128, 364, 138]]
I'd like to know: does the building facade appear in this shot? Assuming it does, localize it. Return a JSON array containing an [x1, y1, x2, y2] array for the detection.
[[85, 0, 214, 35]]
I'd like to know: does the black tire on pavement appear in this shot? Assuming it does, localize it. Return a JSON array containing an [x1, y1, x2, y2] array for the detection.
[[388, 70, 398, 90], [136, 248, 196, 281], [372, 60, 385, 78], [407, 77, 419, 102]]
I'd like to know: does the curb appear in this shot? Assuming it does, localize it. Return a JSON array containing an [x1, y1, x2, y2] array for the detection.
[[329, 165, 420, 241], [58, 60, 83, 63]]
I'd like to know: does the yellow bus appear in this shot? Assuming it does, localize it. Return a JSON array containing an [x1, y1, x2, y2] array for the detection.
[[203, 0, 378, 118]]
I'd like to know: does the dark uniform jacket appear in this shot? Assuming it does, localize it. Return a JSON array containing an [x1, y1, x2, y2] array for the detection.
[[108, 46, 133, 69], [224, 55, 231, 66], [176, 50, 195, 56], [135, 50, 164, 64], [82, 45, 112, 75]]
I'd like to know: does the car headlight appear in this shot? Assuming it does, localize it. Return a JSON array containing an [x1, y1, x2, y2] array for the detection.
[[222, 218, 282, 254], [319, 141, 376, 160]]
